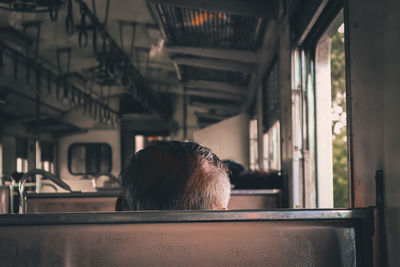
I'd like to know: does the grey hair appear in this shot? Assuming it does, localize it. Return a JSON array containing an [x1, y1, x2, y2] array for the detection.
[[118, 141, 231, 211]]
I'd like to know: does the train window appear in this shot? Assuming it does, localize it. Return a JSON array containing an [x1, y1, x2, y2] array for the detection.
[[263, 121, 281, 171], [292, 49, 317, 208], [16, 158, 28, 173], [315, 11, 347, 208], [40, 142, 55, 173], [263, 62, 281, 172], [330, 22, 348, 207], [249, 119, 259, 170], [68, 143, 112, 175], [135, 135, 145, 153], [16, 138, 28, 173]]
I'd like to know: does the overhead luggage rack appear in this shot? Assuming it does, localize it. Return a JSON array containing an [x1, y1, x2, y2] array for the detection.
[[148, 4, 266, 50]]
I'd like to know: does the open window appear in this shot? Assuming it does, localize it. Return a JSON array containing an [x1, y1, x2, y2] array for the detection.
[[314, 11, 348, 208], [291, 48, 317, 208], [263, 62, 281, 172], [291, 6, 347, 209]]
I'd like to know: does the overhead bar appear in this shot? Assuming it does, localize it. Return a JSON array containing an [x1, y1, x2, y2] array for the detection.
[[184, 80, 247, 95], [185, 89, 244, 102], [173, 57, 258, 73], [189, 101, 241, 113], [166, 46, 258, 63], [194, 111, 229, 121]]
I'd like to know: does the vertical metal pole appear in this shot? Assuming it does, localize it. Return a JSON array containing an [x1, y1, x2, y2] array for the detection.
[[183, 91, 188, 140], [91, 0, 97, 17], [104, 0, 110, 28], [257, 86, 264, 170], [35, 92, 41, 192]]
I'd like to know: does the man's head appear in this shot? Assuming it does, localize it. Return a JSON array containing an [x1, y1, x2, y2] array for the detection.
[[117, 141, 231, 211]]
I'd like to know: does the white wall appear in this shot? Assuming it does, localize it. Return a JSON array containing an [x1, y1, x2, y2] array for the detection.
[[193, 113, 249, 168], [58, 128, 121, 192]]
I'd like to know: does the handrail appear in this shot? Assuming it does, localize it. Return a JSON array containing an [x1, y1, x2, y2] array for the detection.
[[18, 169, 72, 213], [18, 169, 72, 193]]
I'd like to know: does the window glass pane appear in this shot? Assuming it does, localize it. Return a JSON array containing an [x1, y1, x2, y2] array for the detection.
[[135, 135, 145, 152], [331, 22, 348, 208], [249, 119, 258, 170], [100, 145, 111, 172], [16, 138, 28, 158], [40, 142, 54, 162], [314, 11, 346, 208], [263, 133, 269, 170], [69, 143, 112, 175], [86, 144, 100, 174], [16, 157, 23, 173], [70, 145, 86, 174]]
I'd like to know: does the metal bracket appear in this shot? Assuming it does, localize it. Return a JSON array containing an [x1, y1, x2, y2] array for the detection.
[[56, 47, 72, 75], [78, 3, 88, 48], [65, 0, 74, 36], [22, 20, 42, 61], [22, 20, 42, 85], [117, 20, 137, 58]]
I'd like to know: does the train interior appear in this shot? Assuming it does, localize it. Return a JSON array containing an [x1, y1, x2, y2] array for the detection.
[[0, 0, 399, 266]]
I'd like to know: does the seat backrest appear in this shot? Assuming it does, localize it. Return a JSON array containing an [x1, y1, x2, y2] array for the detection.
[[0, 209, 373, 267], [0, 186, 10, 214], [24, 192, 118, 213], [229, 189, 281, 209], [23, 190, 281, 213]]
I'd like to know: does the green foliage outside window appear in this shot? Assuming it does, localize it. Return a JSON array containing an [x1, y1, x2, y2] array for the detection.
[[331, 24, 348, 208]]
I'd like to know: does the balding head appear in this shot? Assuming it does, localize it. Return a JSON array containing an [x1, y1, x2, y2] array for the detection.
[[117, 141, 231, 210]]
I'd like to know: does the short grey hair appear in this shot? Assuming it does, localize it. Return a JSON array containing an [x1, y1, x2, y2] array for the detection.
[[117, 141, 231, 211]]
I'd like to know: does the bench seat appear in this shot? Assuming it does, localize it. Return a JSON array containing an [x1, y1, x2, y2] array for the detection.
[[22, 190, 282, 213], [0, 209, 373, 267]]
